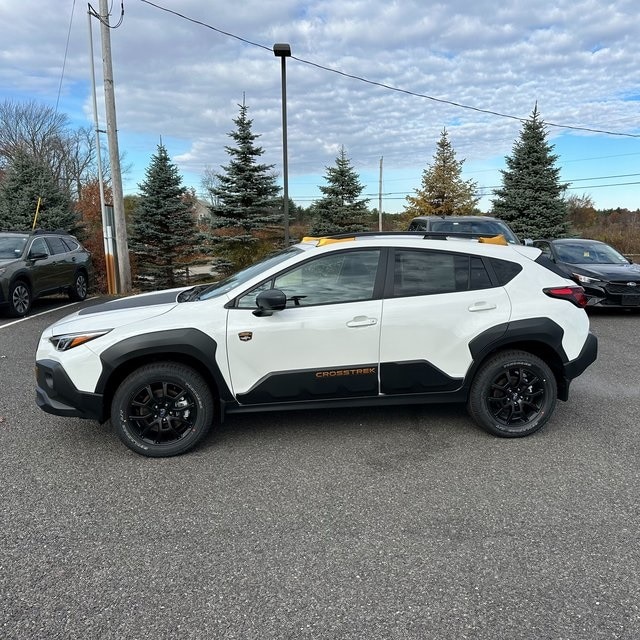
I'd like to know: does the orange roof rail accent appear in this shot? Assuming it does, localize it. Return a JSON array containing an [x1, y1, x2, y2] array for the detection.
[[478, 234, 508, 245], [301, 236, 355, 246]]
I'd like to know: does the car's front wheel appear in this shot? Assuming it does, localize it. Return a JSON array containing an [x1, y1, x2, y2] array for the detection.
[[69, 270, 88, 301], [111, 362, 215, 457], [8, 280, 31, 317], [467, 350, 557, 437]]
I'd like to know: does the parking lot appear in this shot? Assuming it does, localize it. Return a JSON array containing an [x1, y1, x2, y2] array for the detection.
[[1, 298, 639, 639]]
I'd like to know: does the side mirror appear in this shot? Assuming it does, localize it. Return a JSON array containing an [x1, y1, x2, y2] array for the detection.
[[253, 288, 287, 317], [523, 238, 533, 246], [29, 251, 48, 261]]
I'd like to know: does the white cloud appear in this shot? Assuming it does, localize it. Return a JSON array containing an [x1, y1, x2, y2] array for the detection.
[[0, 0, 638, 210]]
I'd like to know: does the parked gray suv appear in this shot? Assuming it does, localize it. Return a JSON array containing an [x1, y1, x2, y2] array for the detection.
[[0, 230, 92, 317], [408, 215, 525, 245]]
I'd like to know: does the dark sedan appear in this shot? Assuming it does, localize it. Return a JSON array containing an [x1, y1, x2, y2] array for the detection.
[[533, 238, 640, 308]]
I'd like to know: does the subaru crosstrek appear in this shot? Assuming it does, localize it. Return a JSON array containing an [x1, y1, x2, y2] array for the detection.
[[35, 232, 597, 457]]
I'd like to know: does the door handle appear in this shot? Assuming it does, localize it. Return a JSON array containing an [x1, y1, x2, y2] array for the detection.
[[346, 316, 378, 327], [468, 301, 497, 312]]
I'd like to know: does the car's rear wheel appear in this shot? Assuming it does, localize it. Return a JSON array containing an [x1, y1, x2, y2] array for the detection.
[[8, 280, 31, 317], [69, 270, 88, 301], [111, 362, 215, 457], [467, 350, 557, 437]]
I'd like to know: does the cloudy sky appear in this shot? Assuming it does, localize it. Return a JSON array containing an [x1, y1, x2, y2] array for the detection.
[[1, 0, 639, 213]]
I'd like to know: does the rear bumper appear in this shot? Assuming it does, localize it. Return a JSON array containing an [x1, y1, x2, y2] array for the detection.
[[559, 331, 598, 400], [35, 359, 105, 422]]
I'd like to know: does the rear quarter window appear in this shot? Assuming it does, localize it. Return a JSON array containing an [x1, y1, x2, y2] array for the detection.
[[487, 258, 523, 285]]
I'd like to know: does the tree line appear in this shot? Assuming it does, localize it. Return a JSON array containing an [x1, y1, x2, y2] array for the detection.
[[0, 98, 637, 294]]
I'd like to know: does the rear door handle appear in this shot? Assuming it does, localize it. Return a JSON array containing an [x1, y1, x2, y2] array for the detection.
[[468, 301, 497, 312], [346, 316, 378, 327]]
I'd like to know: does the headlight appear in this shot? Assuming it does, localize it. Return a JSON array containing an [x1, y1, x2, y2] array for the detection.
[[50, 330, 111, 351], [572, 273, 602, 285]]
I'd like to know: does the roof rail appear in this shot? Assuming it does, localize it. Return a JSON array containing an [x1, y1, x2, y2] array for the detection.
[[32, 228, 71, 236], [305, 230, 508, 242]]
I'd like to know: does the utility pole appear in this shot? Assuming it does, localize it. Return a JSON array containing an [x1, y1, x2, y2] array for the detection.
[[378, 156, 383, 231], [87, 8, 116, 295], [98, 0, 131, 293]]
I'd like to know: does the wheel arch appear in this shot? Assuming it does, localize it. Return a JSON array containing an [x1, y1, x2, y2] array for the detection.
[[10, 270, 33, 291], [468, 318, 569, 400], [96, 329, 233, 422]]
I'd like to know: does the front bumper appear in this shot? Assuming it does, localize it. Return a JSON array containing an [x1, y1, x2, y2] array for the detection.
[[35, 358, 105, 422], [583, 283, 640, 308]]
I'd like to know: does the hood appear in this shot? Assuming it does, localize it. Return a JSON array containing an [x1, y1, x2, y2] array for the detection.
[[0, 257, 19, 267], [48, 288, 186, 334], [572, 262, 640, 281]]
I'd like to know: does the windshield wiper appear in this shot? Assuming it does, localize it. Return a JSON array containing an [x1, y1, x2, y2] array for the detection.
[[177, 284, 208, 303]]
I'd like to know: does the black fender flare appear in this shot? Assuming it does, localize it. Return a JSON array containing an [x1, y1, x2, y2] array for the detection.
[[96, 328, 234, 403]]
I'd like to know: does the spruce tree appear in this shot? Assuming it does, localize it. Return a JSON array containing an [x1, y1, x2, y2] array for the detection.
[[492, 105, 569, 239], [0, 151, 78, 232], [208, 101, 281, 274], [310, 146, 370, 235], [404, 128, 479, 218], [129, 144, 202, 291]]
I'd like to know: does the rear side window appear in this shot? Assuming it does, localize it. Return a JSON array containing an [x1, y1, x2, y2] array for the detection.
[[61, 237, 80, 251], [46, 236, 69, 255], [392, 250, 494, 297], [488, 258, 523, 285]]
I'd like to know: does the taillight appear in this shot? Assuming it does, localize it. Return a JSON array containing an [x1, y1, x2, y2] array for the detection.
[[543, 285, 589, 308]]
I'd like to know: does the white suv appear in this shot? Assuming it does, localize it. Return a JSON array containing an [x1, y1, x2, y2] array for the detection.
[[35, 232, 597, 457]]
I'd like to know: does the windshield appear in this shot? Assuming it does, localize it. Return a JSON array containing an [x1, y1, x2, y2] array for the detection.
[[0, 235, 28, 259], [197, 246, 304, 301], [555, 242, 628, 265]]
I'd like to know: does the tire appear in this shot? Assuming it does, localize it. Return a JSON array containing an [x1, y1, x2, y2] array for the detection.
[[467, 350, 557, 438], [8, 280, 32, 317], [69, 270, 88, 301], [111, 362, 215, 457]]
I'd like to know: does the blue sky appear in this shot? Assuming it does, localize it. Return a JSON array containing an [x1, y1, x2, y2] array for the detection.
[[1, 0, 639, 214]]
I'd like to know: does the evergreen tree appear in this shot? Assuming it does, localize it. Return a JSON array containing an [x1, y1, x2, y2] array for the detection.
[[310, 146, 370, 235], [404, 129, 480, 218], [0, 151, 78, 232], [208, 101, 281, 274], [492, 105, 569, 239], [129, 144, 202, 291]]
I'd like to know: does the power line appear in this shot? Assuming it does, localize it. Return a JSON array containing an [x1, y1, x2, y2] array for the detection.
[[140, 0, 640, 140], [56, 0, 77, 113]]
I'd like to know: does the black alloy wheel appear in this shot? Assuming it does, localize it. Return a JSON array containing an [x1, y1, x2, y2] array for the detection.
[[111, 362, 214, 457], [467, 350, 557, 437]]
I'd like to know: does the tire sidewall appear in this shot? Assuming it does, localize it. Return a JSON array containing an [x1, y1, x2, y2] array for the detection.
[[111, 363, 214, 457]]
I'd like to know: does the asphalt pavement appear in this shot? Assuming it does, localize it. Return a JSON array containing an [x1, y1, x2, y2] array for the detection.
[[0, 300, 638, 639]]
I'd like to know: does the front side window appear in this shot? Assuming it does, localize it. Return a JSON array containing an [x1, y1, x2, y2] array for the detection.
[[29, 237, 49, 257], [237, 249, 381, 308]]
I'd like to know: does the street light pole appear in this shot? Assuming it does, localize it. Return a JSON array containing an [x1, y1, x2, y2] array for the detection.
[[273, 43, 291, 246]]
